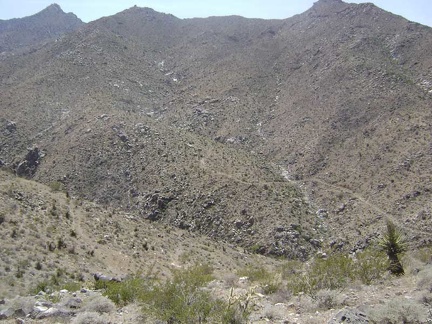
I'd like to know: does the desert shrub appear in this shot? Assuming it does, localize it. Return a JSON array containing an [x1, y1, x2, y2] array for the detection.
[[31, 274, 80, 295], [140, 264, 227, 323], [237, 265, 269, 282], [97, 264, 249, 323], [417, 266, 432, 293], [61, 281, 82, 292], [280, 259, 303, 278], [237, 265, 282, 295], [225, 287, 255, 323], [81, 295, 115, 314], [401, 252, 426, 275], [49, 181, 64, 192], [35, 261, 42, 270], [368, 297, 429, 323], [15, 267, 24, 278], [286, 249, 390, 297], [413, 246, 432, 265], [354, 248, 389, 285], [223, 273, 239, 287], [31, 280, 50, 294], [99, 275, 148, 306], [262, 275, 282, 295], [313, 289, 346, 310], [71, 311, 109, 324], [286, 253, 355, 297]]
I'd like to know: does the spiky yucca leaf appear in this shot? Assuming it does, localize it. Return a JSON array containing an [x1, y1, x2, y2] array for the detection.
[[378, 220, 407, 275], [378, 220, 407, 255]]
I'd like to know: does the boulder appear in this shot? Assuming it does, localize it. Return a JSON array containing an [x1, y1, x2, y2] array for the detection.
[[328, 308, 369, 323], [6, 120, 16, 133], [0, 308, 14, 319]]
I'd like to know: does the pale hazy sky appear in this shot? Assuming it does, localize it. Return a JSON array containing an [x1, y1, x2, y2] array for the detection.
[[0, 0, 431, 27]]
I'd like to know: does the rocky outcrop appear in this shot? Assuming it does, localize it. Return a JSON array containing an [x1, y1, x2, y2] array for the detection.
[[15, 147, 42, 177]]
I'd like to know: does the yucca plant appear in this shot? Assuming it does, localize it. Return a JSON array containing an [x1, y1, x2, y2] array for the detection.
[[378, 220, 407, 276]]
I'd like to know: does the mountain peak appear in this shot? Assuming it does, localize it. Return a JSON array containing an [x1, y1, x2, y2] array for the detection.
[[0, 2, 83, 52], [309, 0, 349, 16], [316, 0, 343, 3], [45, 3, 62, 11], [38, 3, 65, 16], [313, 0, 344, 6]]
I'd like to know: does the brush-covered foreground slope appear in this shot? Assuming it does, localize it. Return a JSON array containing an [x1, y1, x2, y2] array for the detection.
[[0, 170, 285, 299], [1, 0, 432, 253]]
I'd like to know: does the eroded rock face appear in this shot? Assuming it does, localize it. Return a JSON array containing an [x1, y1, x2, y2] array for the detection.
[[16, 147, 41, 177]]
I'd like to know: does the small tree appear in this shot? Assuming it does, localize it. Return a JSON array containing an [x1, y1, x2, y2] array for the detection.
[[378, 220, 407, 276]]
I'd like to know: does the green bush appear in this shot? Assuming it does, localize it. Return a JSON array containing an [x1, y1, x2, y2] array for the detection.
[[237, 265, 282, 295], [32, 280, 50, 294], [49, 181, 64, 192], [97, 264, 245, 323], [140, 264, 225, 323], [354, 248, 389, 285], [285, 250, 389, 297], [237, 265, 269, 282], [99, 275, 149, 306], [61, 281, 82, 293], [285, 254, 354, 297]]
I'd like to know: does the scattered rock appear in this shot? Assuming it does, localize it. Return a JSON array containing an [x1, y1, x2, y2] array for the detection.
[[328, 307, 369, 323], [33, 307, 69, 319], [118, 131, 129, 142], [0, 308, 14, 319], [6, 120, 17, 133], [310, 239, 322, 248], [93, 273, 121, 282], [317, 209, 328, 218], [337, 203, 346, 213]]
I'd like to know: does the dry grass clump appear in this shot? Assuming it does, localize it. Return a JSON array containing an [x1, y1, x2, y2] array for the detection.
[[80, 295, 115, 314], [71, 311, 110, 324], [313, 289, 347, 310], [368, 297, 430, 323], [417, 266, 432, 292]]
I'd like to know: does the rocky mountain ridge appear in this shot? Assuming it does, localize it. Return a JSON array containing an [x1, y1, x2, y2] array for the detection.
[[1, 0, 432, 258], [0, 4, 83, 53]]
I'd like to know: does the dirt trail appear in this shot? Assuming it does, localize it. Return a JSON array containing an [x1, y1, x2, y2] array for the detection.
[[304, 176, 431, 237], [277, 166, 430, 238]]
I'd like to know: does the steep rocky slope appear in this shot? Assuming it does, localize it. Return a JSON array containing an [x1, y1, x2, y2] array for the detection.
[[1, 0, 432, 255]]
